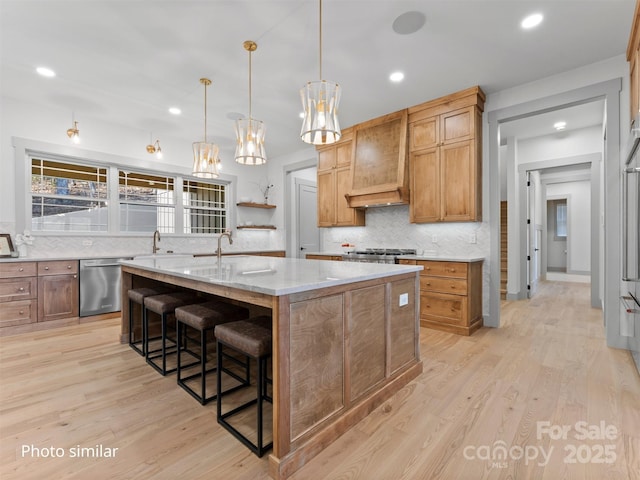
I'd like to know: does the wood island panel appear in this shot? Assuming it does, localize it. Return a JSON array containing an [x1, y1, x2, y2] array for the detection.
[[348, 285, 386, 402], [389, 277, 419, 374], [289, 294, 344, 442]]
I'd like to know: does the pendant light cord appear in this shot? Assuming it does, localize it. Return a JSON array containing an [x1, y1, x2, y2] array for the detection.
[[319, 0, 323, 81], [203, 82, 208, 143], [249, 47, 252, 120]]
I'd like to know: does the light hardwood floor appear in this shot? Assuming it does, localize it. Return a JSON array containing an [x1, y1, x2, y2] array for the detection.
[[1, 281, 638, 479]]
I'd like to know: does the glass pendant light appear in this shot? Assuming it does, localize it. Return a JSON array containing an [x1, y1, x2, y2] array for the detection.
[[300, 0, 341, 145], [235, 40, 267, 165], [192, 78, 220, 178]]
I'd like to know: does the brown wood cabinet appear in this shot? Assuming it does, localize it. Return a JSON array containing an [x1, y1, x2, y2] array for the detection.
[[316, 127, 366, 227], [305, 254, 343, 261], [408, 87, 485, 223], [400, 258, 483, 335], [0, 262, 38, 328], [628, 1, 640, 128], [37, 260, 79, 322]]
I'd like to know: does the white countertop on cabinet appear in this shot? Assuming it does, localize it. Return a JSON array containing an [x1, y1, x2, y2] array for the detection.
[[120, 255, 422, 296]]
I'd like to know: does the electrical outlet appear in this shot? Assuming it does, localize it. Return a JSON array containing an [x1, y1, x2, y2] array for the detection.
[[470, 233, 477, 244], [432, 235, 438, 244], [399, 293, 409, 306], [82, 240, 93, 246]]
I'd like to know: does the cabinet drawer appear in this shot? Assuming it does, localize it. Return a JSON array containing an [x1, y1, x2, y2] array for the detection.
[[0, 300, 36, 327], [0, 277, 37, 302], [417, 261, 467, 278], [420, 276, 468, 295], [421, 292, 464, 321], [38, 260, 78, 276], [0, 262, 37, 278]]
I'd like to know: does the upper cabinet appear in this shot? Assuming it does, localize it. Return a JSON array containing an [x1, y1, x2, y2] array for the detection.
[[628, 0, 640, 129], [408, 86, 485, 223], [346, 110, 409, 208], [317, 127, 366, 227]]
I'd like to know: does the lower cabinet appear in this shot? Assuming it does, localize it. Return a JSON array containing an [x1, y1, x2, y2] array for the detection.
[[0, 262, 38, 328], [38, 263, 79, 322], [305, 254, 343, 261], [0, 260, 79, 331], [400, 258, 483, 335]]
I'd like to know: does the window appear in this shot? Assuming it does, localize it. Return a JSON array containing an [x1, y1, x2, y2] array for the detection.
[[31, 158, 108, 232], [119, 171, 175, 233], [24, 150, 230, 235], [183, 180, 227, 234], [555, 201, 567, 239]]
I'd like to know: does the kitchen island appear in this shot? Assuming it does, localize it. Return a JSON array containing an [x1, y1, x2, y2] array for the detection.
[[119, 255, 422, 479]]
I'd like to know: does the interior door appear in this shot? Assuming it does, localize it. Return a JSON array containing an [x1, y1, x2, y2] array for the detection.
[[526, 172, 538, 298], [297, 180, 320, 258]]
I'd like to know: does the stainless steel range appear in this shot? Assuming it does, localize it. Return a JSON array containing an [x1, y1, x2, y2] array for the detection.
[[342, 248, 417, 264]]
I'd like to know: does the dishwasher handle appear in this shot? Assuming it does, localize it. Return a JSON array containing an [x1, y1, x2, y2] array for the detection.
[[83, 263, 122, 267]]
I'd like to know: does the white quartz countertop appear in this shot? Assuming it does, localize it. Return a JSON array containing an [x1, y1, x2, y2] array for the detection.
[[0, 250, 284, 263], [120, 255, 423, 296]]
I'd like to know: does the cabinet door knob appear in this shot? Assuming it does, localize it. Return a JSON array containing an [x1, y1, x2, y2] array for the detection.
[[73, 275, 77, 279], [18, 268, 24, 272], [18, 287, 25, 292], [67, 265, 72, 269], [450, 268, 455, 272], [426, 282, 431, 286], [19, 310, 24, 315], [44, 266, 49, 270], [451, 284, 455, 289], [426, 266, 431, 270]]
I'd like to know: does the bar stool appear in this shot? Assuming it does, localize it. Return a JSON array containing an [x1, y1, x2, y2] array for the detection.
[[128, 286, 173, 356], [215, 315, 273, 457], [143, 291, 202, 375], [175, 300, 251, 405]]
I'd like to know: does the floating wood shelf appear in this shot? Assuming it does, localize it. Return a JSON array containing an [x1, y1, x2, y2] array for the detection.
[[236, 202, 276, 209], [236, 225, 276, 230]]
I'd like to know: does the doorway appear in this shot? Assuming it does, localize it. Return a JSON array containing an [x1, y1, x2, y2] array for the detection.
[[547, 198, 568, 273], [488, 78, 627, 351], [283, 160, 319, 258]]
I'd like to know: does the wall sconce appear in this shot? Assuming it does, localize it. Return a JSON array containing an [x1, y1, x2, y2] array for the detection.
[[66, 120, 80, 144], [146, 138, 163, 159]]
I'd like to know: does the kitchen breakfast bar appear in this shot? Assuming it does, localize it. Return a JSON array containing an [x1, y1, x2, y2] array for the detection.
[[119, 255, 423, 479]]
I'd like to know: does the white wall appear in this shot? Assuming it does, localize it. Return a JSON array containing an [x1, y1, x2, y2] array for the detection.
[[518, 125, 603, 164], [547, 180, 591, 273], [0, 95, 278, 256]]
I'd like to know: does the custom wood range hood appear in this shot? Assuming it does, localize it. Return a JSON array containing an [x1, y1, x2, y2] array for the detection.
[[345, 109, 409, 207]]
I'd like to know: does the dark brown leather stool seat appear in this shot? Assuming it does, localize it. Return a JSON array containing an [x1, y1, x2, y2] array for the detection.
[[175, 300, 250, 405], [215, 315, 273, 457], [127, 286, 173, 356], [143, 291, 202, 375]]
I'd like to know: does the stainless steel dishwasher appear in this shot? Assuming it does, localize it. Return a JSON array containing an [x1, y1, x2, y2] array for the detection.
[[79, 258, 131, 317]]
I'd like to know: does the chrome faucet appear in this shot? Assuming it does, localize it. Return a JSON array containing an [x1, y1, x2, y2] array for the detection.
[[216, 230, 233, 259], [152, 230, 161, 254]]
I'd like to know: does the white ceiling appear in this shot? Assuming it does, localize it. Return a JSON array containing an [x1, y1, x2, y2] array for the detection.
[[0, 1, 634, 160]]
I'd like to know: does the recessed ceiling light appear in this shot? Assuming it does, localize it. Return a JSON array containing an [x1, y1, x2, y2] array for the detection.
[[521, 13, 543, 29], [554, 121, 566, 130], [36, 67, 56, 77], [390, 71, 404, 83], [168, 107, 181, 115]]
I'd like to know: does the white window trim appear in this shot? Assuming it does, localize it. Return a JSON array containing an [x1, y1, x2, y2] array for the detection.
[[13, 137, 237, 236]]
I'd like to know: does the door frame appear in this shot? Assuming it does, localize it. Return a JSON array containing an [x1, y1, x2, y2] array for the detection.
[[283, 158, 318, 258], [295, 178, 319, 258], [488, 78, 621, 334]]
